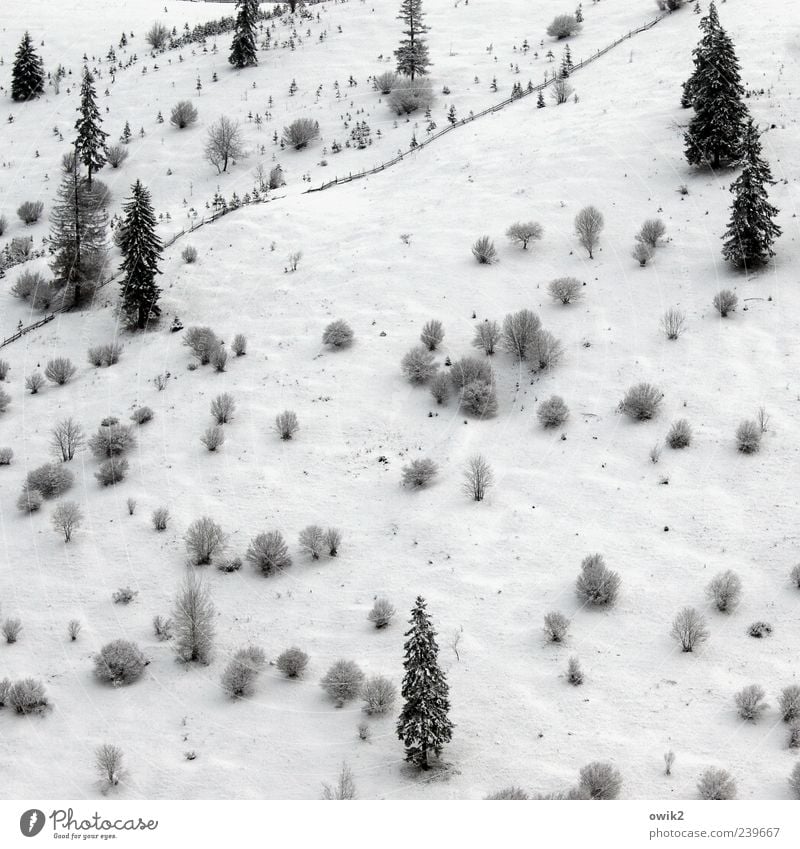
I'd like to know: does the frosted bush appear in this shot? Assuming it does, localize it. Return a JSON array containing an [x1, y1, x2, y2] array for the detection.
[[321, 660, 365, 707], [323, 319, 354, 348], [666, 419, 692, 449], [547, 14, 581, 39], [246, 531, 291, 575], [472, 235, 497, 264], [211, 392, 236, 424], [578, 762, 622, 800], [697, 768, 736, 800], [449, 356, 492, 390], [277, 647, 309, 678], [183, 326, 220, 364], [185, 517, 226, 565], [368, 598, 396, 629], [472, 320, 501, 355], [461, 380, 498, 417], [537, 395, 569, 428], [388, 76, 433, 114], [299, 525, 326, 559], [95, 458, 129, 486], [420, 320, 444, 351], [713, 290, 738, 317], [671, 607, 708, 652], [735, 420, 761, 453], [275, 410, 299, 440], [548, 277, 583, 304], [429, 373, 450, 404], [621, 383, 663, 420], [401, 346, 437, 383], [544, 611, 569, 642], [706, 570, 741, 613], [361, 675, 397, 715], [27, 462, 74, 498], [282, 118, 320, 150], [93, 640, 147, 686], [575, 554, 620, 606], [401, 458, 438, 488], [735, 684, 767, 721], [45, 357, 77, 385]]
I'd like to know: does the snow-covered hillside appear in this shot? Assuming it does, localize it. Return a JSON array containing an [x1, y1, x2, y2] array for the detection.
[[1, 0, 799, 801]]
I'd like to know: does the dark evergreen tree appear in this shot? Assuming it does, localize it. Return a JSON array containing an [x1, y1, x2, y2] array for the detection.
[[229, 0, 259, 69], [397, 597, 454, 769], [721, 119, 781, 270], [118, 181, 163, 329], [684, 4, 748, 169], [11, 31, 45, 101], [537, 91, 546, 108], [395, 0, 431, 80], [75, 66, 108, 186], [50, 146, 108, 306], [681, 1, 719, 108]]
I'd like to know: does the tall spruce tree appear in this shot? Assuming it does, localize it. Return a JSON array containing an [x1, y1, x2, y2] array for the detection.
[[75, 66, 108, 186], [721, 119, 781, 270], [681, 1, 719, 108], [11, 31, 45, 101], [397, 597, 453, 769], [395, 0, 431, 80], [49, 146, 108, 306], [118, 181, 163, 329], [684, 4, 747, 169], [229, 0, 259, 69]]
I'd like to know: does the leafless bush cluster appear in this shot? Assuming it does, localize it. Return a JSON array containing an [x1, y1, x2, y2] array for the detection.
[[145, 21, 170, 49], [401, 458, 438, 488], [420, 320, 444, 351], [666, 418, 692, 449], [89, 422, 136, 459], [362, 675, 397, 715], [321, 660, 365, 707], [506, 221, 543, 250], [543, 611, 569, 643], [95, 457, 129, 486], [45, 357, 77, 385], [374, 71, 398, 94], [660, 308, 686, 340], [52, 501, 83, 542], [548, 277, 583, 304], [201, 425, 225, 451], [621, 382, 663, 421], [706, 570, 741, 613], [537, 395, 569, 428], [282, 118, 320, 150], [18, 200, 44, 224], [671, 607, 708, 652], [463, 454, 493, 501], [93, 640, 147, 686], [221, 646, 266, 699], [275, 410, 300, 440], [547, 14, 581, 39], [171, 100, 198, 129], [172, 573, 215, 664], [388, 76, 433, 114], [578, 762, 622, 800], [4, 678, 49, 714], [211, 393, 236, 424], [735, 420, 761, 454], [27, 462, 74, 498], [87, 343, 123, 367], [713, 289, 738, 317], [697, 768, 736, 800], [401, 346, 437, 383], [472, 235, 497, 264], [246, 531, 292, 576], [51, 418, 85, 461], [323, 319, 354, 349], [184, 326, 220, 364], [735, 684, 767, 721], [277, 647, 309, 678], [368, 598, 396, 629], [185, 517, 226, 565], [575, 554, 620, 606], [472, 320, 501, 356]]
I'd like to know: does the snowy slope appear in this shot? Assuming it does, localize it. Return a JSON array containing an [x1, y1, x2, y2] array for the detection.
[[1, 0, 799, 800]]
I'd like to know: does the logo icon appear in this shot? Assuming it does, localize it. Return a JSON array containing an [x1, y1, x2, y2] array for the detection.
[[19, 810, 46, 837]]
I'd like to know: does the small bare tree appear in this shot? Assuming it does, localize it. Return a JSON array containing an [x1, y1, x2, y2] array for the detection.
[[322, 762, 356, 800], [506, 221, 543, 250], [205, 116, 245, 174], [463, 454, 493, 501], [671, 607, 708, 652], [95, 744, 125, 789], [172, 573, 215, 664], [550, 78, 574, 104], [184, 516, 226, 565], [51, 418, 85, 461], [664, 751, 675, 776], [52, 501, 83, 542], [574, 206, 604, 259]]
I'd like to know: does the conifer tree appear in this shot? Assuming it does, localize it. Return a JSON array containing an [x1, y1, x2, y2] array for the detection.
[[721, 119, 781, 270], [681, 1, 719, 108], [397, 596, 454, 769], [395, 0, 431, 80], [50, 146, 108, 306], [229, 0, 259, 69], [75, 67, 108, 186], [118, 181, 163, 329], [684, 3, 747, 169], [11, 31, 45, 101]]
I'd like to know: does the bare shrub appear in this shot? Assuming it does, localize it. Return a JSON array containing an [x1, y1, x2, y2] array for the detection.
[[0, 389, 9, 413], [184, 326, 220, 364], [0, 359, 8, 381], [450, 356, 493, 390], [575, 554, 620, 607], [172, 573, 215, 664], [429, 373, 450, 404], [3, 618, 22, 643], [282, 118, 320, 150], [707, 570, 742, 613], [106, 143, 129, 168], [544, 611, 569, 642], [537, 395, 569, 428], [402, 458, 438, 488], [463, 454, 493, 501], [181, 245, 198, 264], [697, 768, 736, 800], [713, 289, 738, 317], [321, 660, 365, 707], [574, 206, 604, 259], [11, 268, 48, 301], [0, 447, 12, 465], [145, 21, 170, 49], [579, 762, 624, 799], [735, 684, 767, 721], [472, 235, 497, 264], [401, 345, 437, 383], [185, 516, 226, 565], [95, 457, 129, 486], [735, 420, 761, 454], [375, 71, 399, 94], [637, 218, 666, 248], [246, 531, 292, 576], [621, 382, 663, 421], [201, 425, 225, 451], [550, 78, 574, 105], [368, 598, 396, 629], [472, 320, 501, 355], [95, 744, 125, 787], [210, 392, 236, 424], [130, 406, 153, 425], [325, 527, 342, 556], [547, 14, 581, 39], [664, 751, 675, 776], [779, 685, 800, 723], [212, 347, 227, 378], [221, 646, 266, 699], [632, 242, 654, 266], [506, 221, 543, 250], [27, 462, 74, 498], [45, 357, 77, 385], [112, 587, 137, 605], [87, 342, 123, 367], [461, 380, 498, 417], [501, 309, 541, 360], [8, 678, 49, 714], [548, 277, 583, 304], [661, 308, 686, 340], [153, 615, 173, 641], [362, 675, 397, 715], [388, 76, 433, 114], [275, 410, 300, 440], [666, 419, 692, 449], [89, 423, 136, 458], [277, 647, 309, 678], [18, 200, 44, 224], [323, 319, 354, 348], [226, 335, 246, 360], [67, 620, 81, 641], [486, 787, 530, 800], [171, 100, 198, 130], [299, 525, 326, 559], [51, 418, 85, 461], [216, 555, 242, 573], [0, 214, 6, 235], [420, 320, 444, 351], [52, 501, 83, 542], [790, 763, 800, 797], [671, 607, 709, 652], [94, 640, 147, 686], [529, 329, 564, 372], [17, 487, 43, 513], [748, 620, 772, 638], [791, 564, 800, 589], [25, 372, 45, 394], [322, 763, 357, 800]]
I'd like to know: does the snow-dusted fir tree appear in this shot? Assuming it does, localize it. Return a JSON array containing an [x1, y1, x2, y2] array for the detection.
[[75, 67, 108, 186], [229, 0, 259, 69], [681, 1, 719, 108], [397, 596, 454, 769], [50, 149, 108, 305], [118, 181, 163, 329], [684, 3, 747, 169], [11, 31, 45, 101], [395, 0, 431, 80], [722, 119, 781, 270]]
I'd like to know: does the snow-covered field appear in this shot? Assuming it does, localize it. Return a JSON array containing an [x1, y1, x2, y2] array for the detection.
[[1, 0, 799, 800]]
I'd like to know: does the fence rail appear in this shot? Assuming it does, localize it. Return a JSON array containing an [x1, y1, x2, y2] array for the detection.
[[305, 12, 668, 194]]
